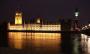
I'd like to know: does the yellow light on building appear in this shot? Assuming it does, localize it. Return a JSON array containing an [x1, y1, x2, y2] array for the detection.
[[8, 24, 61, 31], [15, 11, 22, 24]]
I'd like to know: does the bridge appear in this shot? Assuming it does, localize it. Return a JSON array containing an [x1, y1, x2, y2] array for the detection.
[[81, 24, 90, 36]]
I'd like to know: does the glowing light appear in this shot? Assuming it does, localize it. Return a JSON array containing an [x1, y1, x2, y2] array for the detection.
[[15, 12, 22, 24], [81, 34, 88, 45], [8, 24, 61, 31], [82, 27, 86, 30], [37, 18, 40, 23], [88, 38, 90, 53], [16, 13, 21, 15], [8, 32, 61, 49], [88, 24, 90, 27], [33, 33, 61, 40], [8, 32, 23, 49], [75, 12, 79, 17], [85, 26, 87, 28], [9, 11, 61, 31]]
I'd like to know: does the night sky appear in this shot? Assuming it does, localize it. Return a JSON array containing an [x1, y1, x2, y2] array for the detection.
[[0, 0, 90, 24]]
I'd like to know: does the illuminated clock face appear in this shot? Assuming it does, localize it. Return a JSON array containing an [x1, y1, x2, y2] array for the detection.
[[75, 12, 79, 17]]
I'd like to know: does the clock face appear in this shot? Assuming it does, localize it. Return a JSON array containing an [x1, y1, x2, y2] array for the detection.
[[75, 12, 79, 16]]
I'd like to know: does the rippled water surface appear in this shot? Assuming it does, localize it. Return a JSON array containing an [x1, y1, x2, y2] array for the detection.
[[8, 32, 90, 54]]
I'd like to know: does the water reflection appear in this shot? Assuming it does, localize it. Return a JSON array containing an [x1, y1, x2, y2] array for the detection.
[[8, 32, 90, 54], [72, 34, 80, 54], [71, 34, 90, 54], [87, 37, 90, 54], [8, 32, 61, 54], [81, 34, 88, 53]]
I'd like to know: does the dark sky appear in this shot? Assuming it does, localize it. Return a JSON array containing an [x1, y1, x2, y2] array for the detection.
[[0, 0, 90, 24]]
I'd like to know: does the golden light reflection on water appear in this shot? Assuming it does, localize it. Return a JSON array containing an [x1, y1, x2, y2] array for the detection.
[[8, 32, 61, 50]]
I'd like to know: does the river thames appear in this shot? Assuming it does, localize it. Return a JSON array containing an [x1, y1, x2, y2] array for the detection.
[[3, 32, 88, 54]]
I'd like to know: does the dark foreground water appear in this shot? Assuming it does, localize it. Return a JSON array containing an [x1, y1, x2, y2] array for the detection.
[[1, 32, 90, 54]]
